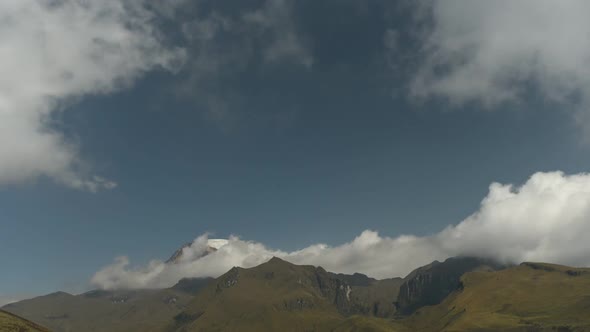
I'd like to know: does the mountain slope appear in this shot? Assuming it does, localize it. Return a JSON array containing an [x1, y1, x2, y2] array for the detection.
[[11, 257, 590, 331], [168, 257, 404, 332], [331, 272, 402, 317], [2, 279, 211, 332], [401, 262, 590, 331], [396, 256, 505, 315], [0, 309, 51, 332]]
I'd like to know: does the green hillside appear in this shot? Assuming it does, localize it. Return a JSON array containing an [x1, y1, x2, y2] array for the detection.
[[400, 262, 590, 331], [169, 257, 405, 332], [0, 309, 51, 332], [9, 258, 590, 331]]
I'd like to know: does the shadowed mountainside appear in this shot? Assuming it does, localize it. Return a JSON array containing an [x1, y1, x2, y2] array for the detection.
[[2, 278, 212, 332], [400, 262, 590, 331], [331, 272, 402, 318], [396, 256, 506, 315]]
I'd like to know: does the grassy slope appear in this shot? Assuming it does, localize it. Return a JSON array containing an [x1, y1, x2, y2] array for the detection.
[[333, 316, 405, 332], [172, 259, 343, 331], [401, 262, 590, 331], [0, 310, 51, 332], [11, 259, 590, 332], [171, 258, 404, 332]]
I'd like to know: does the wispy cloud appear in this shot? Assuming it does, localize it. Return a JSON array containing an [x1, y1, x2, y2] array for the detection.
[[176, 0, 312, 129], [408, 1, 590, 134], [0, 0, 184, 190], [93, 171, 590, 289]]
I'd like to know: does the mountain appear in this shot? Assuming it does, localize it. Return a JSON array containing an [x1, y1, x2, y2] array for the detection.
[[167, 257, 405, 332], [4, 257, 403, 332], [2, 279, 211, 332], [330, 272, 403, 318], [2, 238, 223, 332], [166, 239, 228, 264], [171, 278, 213, 294], [395, 256, 506, 315], [0, 309, 50, 332], [400, 262, 590, 331], [8, 256, 590, 331]]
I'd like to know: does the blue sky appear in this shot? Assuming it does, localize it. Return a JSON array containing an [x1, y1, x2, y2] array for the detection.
[[3, 0, 590, 300]]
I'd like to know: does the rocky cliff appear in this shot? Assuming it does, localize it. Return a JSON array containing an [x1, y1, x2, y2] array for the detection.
[[395, 256, 505, 315]]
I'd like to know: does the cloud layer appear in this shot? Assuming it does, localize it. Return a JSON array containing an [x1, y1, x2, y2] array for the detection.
[[0, 0, 183, 190], [411, 1, 590, 127], [93, 171, 590, 289]]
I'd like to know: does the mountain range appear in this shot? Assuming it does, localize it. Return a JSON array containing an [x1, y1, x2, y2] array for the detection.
[[4, 242, 590, 331]]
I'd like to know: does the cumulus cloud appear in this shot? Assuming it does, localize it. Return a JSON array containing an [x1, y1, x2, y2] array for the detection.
[[410, 1, 590, 127], [92, 171, 590, 289], [0, 0, 183, 190]]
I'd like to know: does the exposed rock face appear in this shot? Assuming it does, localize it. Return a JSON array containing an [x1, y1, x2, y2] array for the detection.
[[395, 256, 505, 315], [310, 265, 354, 314], [165, 242, 193, 264], [211, 257, 355, 314], [331, 272, 375, 287], [330, 272, 402, 317], [174, 255, 405, 332]]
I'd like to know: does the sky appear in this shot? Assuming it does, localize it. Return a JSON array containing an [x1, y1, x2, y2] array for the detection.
[[3, 0, 590, 303]]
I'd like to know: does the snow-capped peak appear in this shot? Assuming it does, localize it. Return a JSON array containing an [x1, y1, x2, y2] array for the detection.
[[207, 239, 229, 250]]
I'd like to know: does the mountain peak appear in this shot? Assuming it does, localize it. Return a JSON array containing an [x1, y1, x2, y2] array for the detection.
[[207, 239, 229, 250], [267, 256, 289, 264], [253, 256, 298, 271], [166, 238, 229, 264]]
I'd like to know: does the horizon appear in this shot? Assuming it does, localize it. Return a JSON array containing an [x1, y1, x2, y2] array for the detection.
[[3, 0, 590, 308]]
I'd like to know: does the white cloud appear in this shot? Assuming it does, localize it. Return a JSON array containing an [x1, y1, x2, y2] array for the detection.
[[92, 171, 590, 289], [410, 1, 590, 122], [0, 0, 184, 190]]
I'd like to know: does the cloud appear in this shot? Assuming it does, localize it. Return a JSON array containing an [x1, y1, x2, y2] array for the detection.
[[241, 0, 313, 67], [92, 171, 590, 289], [181, 0, 312, 68], [0, 0, 184, 190], [409, 1, 590, 127], [176, 0, 312, 128]]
